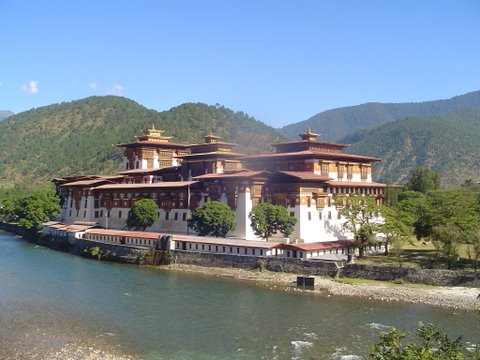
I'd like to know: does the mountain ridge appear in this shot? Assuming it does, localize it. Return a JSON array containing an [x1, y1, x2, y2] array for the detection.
[[0, 96, 285, 185], [279, 90, 480, 141], [341, 106, 480, 185]]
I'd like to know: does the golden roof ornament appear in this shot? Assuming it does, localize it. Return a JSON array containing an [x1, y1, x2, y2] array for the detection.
[[299, 128, 320, 142]]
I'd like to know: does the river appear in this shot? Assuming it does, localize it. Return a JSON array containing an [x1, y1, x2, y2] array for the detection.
[[0, 230, 478, 359]]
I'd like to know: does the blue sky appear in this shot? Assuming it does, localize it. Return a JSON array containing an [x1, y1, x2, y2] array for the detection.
[[1, 0, 479, 127]]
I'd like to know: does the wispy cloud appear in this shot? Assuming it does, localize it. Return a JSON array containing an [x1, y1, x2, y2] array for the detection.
[[21, 80, 39, 94], [109, 84, 124, 95], [0, 81, 3, 87], [89, 82, 97, 91]]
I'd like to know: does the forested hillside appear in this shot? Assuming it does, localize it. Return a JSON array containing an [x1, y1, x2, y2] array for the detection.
[[342, 106, 480, 185], [279, 91, 480, 141], [0, 96, 285, 185]]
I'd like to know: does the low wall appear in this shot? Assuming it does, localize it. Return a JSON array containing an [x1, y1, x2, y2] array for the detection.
[[0, 222, 37, 240], [343, 264, 480, 287], [171, 251, 341, 277]]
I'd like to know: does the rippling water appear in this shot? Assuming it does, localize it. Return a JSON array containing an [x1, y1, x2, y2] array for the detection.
[[0, 230, 478, 359]]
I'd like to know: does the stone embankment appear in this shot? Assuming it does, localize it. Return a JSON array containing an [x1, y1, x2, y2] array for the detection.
[[161, 264, 480, 312]]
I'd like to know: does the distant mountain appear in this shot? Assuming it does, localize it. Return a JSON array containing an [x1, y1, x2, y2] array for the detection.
[[0, 96, 285, 185], [341, 106, 480, 185], [279, 91, 480, 141], [0, 111, 14, 121]]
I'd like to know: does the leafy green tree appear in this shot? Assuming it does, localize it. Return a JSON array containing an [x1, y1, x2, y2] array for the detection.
[[0, 188, 60, 230], [126, 199, 159, 231], [405, 167, 441, 193], [381, 205, 413, 256], [338, 194, 381, 257], [370, 323, 476, 360], [414, 189, 480, 241], [431, 224, 462, 269], [188, 201, 236, 237], [249, 202, 296, 241], [467, 229, 480, 272]]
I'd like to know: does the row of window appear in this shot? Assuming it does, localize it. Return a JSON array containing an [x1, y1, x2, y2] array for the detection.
[[175, 242, 268, 257]]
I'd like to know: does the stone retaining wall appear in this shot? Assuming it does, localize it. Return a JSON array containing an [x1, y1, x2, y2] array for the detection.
[[171, 251, 341, 277], [343, 263, 480, 287]]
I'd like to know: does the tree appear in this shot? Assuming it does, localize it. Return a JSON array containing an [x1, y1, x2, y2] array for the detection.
[[249, 202, 296, 241], [381, 205, 413, 257], [338, 194, 381, 257], [126, 199, 159, 231], [470, 229, 480, 271], [370, 323, 476, 360], [431, 223, 462, 269], [414, 189, 480, 241], [188, 201, 236, 237], [0, 188, 60, 230], [405, 167, 440, 193]]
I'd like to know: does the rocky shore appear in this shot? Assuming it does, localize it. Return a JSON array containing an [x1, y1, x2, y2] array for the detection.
[[160, 263, 480, 312]]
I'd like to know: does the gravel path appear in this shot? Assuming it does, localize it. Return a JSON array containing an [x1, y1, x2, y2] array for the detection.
[[161, 264, 480, 312]]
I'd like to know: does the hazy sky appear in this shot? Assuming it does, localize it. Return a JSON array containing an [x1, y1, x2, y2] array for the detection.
[[1, 0, 479, 127]]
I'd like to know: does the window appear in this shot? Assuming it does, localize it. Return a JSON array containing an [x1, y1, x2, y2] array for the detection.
[[347, 165, 353, 180], [182, 213, 187, 221], [321, 162, 329, 176], [244, 248, 248, 255], [118, 211, 122, 218], [208, 245, 211, 251], [290, 211, 295, 217], [308, 212, 312, 220], [252, 249, 256, 255], [69, 210, 72, 217], [230, 247, 233, 253], [189, 243, 192, 249], [338, 164, 344, 179], [361, 166, 368, 180], [215, 246, 218, 251], [328, 211, 332, 219], [94, 211, 99, 218], [100, 210, 104, 218], [237, 248, 240, 254], [319, 212, 322, 220], [165, 212, 169, 220], [202, 245, 205, 250], [223, 246, 226, 252], [83, 210, 86, 218], [195, 244, 198, 250], [174, 212, 178, 221], [260, 249, 263, 256], [84, 199, 88, 208]]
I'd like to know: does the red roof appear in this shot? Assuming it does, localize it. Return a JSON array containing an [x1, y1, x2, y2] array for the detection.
[[193, 170, 269, 180], [173, 234, 281, 249], [242, 150, 381, 162], [271, 139, 348, 149], [274, 171, 332, 181], [118, 166, 179, 175], [85, 229, 161, 240], [60, 176, 123, 187], [115, 141, 188, 149], [281, 240, 354, 251], [94, 181, 197, 190]]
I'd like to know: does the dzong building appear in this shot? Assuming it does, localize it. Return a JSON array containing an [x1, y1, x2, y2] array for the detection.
[[54, 126, 386, 245]]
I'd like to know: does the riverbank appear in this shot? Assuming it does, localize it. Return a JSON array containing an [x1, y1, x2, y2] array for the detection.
[[159, 263, 480, 312]]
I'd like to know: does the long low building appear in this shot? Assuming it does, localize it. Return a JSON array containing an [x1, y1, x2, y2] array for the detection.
[[44, 224, 368, 261]]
